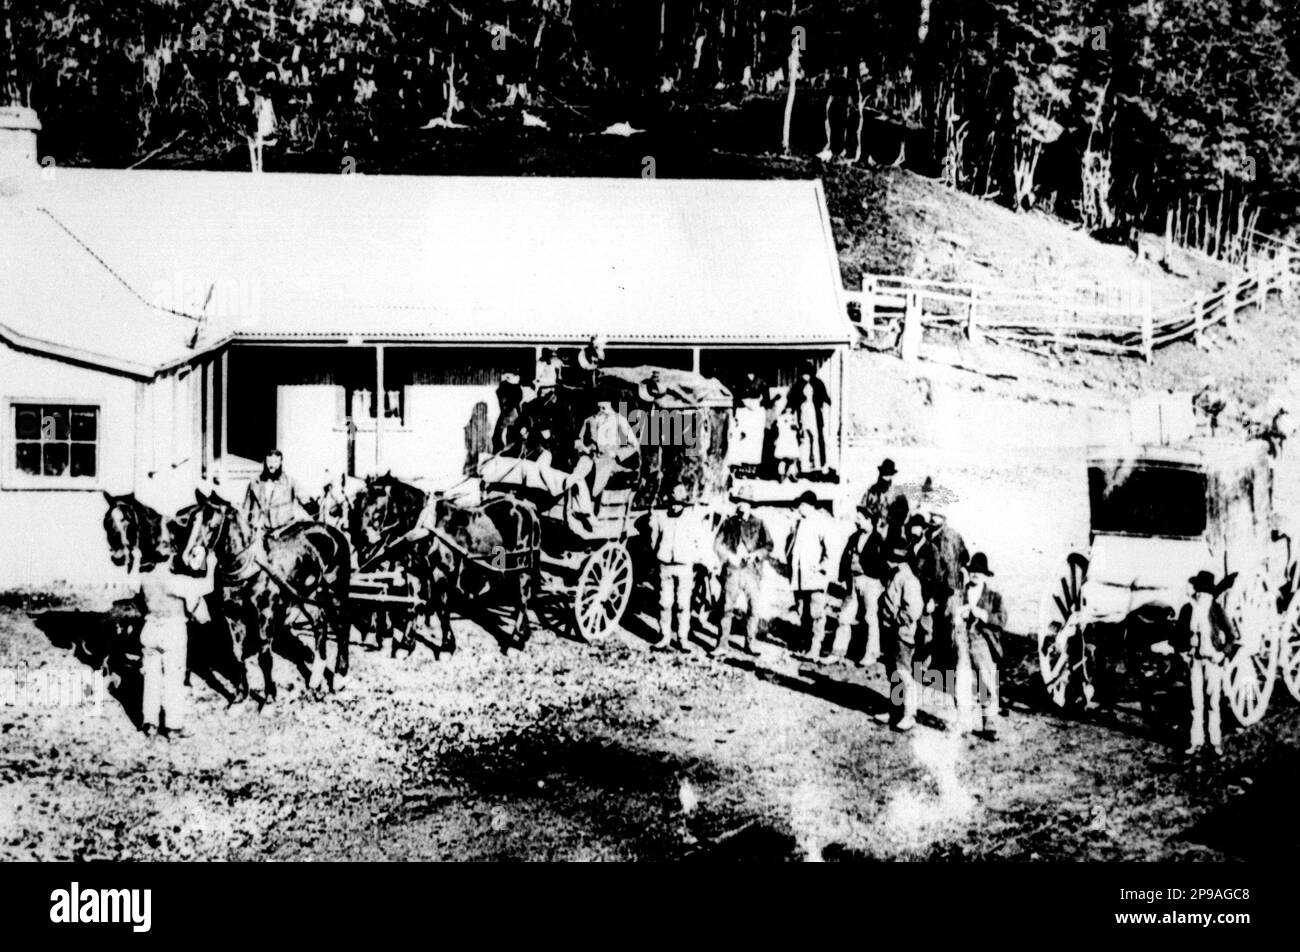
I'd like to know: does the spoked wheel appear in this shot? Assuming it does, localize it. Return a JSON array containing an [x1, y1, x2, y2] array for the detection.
[[573, 542, 635, 641], [1283, 599, 1300, 702], [1037, 553, 1091, 708], [1222, 572, 1282, 726]]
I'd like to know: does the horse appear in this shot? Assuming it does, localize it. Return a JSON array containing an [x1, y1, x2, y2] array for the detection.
[[102, 492, 169, 572], [351, 474, 540, 654], [180, 490, 352, 704]]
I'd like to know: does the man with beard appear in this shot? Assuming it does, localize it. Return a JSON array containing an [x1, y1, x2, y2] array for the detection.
[[243, 449, 307, 535], [913, 502, 970, 727]]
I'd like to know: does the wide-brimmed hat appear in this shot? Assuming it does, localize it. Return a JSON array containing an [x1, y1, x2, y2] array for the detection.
[[878, 458, 898, 477], [1189, 570, 1216, 594], [968, 552, 994, 577]]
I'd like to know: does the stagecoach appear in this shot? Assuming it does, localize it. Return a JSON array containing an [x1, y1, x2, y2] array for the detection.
[[348, 366, 734, 647], [1037, 438, 1300, 726], [482, 365, 734, 641]]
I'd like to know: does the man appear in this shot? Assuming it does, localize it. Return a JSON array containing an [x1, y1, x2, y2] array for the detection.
[[493, 372, 525, 454], [859, 458, 908, 538], [712, 498, 773, 657], [785, 363, 831, 473], [912, 502, 970, 724], [823, 505, 887, 666], [243, 450, 306, 534], [573, 398, 639, 514], [785, 490, 833, 658], [876, 541, 924, 732], [1155, 571, 1236, 757], [534, 348, 563, 392], [136, 534, 215, 739], [960, 552, 1008, 739], [650, 483, 698, 652]]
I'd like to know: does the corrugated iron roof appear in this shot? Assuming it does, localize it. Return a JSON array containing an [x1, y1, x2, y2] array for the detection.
[[3, 170, 848, 371]]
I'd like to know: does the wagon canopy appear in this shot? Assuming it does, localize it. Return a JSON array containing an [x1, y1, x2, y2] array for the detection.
[[597, 366, 733, 409]]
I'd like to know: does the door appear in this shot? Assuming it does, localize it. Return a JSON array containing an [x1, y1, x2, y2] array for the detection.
[[276, 384, 347, 498]]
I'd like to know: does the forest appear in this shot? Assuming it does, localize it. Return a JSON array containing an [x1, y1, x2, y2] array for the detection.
[[2, 1, 1299, 245]]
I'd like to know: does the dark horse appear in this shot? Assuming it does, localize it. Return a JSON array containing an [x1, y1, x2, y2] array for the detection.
[[181, 490, 352, 703], [352, 475, 541, 654]]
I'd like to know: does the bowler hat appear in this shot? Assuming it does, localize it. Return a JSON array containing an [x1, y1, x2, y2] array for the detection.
[[878, 458, 897, 476], [1189, 570, 1216, 594], [796, 490, 818, 506], [968, 552, 994, 577]]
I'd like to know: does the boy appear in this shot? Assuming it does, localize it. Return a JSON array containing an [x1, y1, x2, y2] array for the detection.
[[137, 535, 215, 739]]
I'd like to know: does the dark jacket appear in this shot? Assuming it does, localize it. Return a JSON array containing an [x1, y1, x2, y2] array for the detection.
[[715, 512, 774, 566], [915, 522, 969, 603], [966, 586, 1008, 660], [1173, 598, 1236, 660]]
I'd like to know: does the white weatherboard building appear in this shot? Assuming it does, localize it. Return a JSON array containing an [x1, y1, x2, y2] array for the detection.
[[0, 108, 852, 587]]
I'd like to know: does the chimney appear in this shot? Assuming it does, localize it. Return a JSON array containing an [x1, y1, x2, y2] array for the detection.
[[0, 106, 41, 176]]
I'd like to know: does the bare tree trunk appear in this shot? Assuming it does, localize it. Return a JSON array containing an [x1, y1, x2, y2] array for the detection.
[[781, 4, 800, 155]]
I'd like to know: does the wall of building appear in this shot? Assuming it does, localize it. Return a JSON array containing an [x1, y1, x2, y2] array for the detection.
[[0, 344, 137, 587]]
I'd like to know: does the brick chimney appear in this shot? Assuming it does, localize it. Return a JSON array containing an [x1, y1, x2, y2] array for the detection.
[[0, 106, 41, 176]]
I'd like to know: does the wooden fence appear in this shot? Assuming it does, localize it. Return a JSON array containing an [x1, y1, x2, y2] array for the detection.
[[844, 232, 1300, 362]]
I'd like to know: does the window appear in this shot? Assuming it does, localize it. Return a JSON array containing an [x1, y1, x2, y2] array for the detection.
[[12, 403, 99, 482], [1088, 463, 1207, 538], [343, 387, 404, 426]]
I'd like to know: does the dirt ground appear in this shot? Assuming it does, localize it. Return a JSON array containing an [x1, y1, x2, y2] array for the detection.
[[3, 579, 1297, 862]]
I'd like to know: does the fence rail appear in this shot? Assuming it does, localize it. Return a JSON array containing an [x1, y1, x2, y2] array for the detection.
[[844, 233, 1299, 362]]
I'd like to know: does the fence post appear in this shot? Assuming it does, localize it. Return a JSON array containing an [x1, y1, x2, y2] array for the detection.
[[1192, 294, 1205, 347], [1140, 294, 1154, 363], [862, 276, 877, 340], [965, 289, 982, 344], [901, 290, 921, 366], [1226, 276, 1242, 333]]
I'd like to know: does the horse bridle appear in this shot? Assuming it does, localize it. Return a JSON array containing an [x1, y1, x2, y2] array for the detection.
[[194, 501, 261, 584]]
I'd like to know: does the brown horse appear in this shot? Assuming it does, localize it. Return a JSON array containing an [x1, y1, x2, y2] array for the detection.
[[181, 490, 352, 704]]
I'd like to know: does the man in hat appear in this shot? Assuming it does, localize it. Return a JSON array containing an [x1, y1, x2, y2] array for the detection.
[[859, 458, 908, 539], [822, 503, 887, 665], [876, 541, 924, 731], [912, 502, 969, 717], [574, 398, 639, 514], [650, 483, 699, 652], [243, 449, 307, 535], [960, 552, 1008, 739], [1155, 570, 1237, 757], [712, 497, 773, 657], [785, 490, 834, 657]]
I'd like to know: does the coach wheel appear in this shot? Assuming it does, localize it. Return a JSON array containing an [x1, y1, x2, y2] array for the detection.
[[1037, 553, 1090, 708], [574, 542, 634, 641]]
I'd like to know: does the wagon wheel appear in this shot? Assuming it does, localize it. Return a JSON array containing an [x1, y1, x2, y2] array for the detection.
[[1037, 553, 1092, 708], [573, 542, 634, 641], [1283, 598, 1300, 702], [1224, 575, 1282, 726]]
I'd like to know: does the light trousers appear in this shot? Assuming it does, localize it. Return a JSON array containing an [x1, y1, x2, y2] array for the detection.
[[140, 619, 188, 731]]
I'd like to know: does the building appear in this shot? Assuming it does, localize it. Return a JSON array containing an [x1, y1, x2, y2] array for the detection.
[[0, 108, 851, 587]]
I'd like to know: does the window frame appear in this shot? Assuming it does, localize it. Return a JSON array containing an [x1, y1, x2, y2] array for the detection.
[[3, 398, 104, 491]]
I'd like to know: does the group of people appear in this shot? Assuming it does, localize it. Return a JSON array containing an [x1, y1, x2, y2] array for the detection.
[[732, 364, 833, 480], [647, 457, 1009, 739]]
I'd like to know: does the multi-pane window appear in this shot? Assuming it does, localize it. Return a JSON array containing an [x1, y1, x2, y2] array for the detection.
[[13, 404, 99, 479]]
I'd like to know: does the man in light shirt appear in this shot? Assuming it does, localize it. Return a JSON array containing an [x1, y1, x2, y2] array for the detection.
[[785, 490, 833, 658], [650, 483, 699, 652]]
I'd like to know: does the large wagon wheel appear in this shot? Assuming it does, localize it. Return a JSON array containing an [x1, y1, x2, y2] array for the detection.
[[1224, 573, 1282, 726], [573, 541, 634, 641], [1282, 599, 1300, 702], [1037, 553, 1092, 708]]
